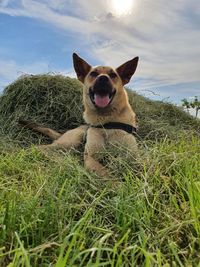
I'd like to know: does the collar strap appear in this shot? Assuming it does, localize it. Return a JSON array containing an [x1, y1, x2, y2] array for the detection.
[[90, 122, 137, 135]]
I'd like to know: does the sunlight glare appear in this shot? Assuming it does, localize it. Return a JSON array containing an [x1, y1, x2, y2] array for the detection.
[[111, 0, 134, 16]]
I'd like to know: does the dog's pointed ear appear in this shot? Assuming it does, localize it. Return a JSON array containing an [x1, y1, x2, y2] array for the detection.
[[116, 57, 139, 85], [73, 53, 91, 83]]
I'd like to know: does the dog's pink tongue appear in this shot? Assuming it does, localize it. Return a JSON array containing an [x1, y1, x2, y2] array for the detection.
[[94, 94, 110, 108]]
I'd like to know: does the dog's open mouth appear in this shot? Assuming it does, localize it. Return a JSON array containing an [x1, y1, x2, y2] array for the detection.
[[89, 89, 116, 108]]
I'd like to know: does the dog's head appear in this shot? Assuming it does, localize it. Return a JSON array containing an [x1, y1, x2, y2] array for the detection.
[[73, 53, 139, 110]]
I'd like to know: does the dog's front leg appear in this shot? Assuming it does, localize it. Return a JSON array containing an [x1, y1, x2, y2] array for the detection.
[[38, 125, 88, 150], [84, 128, 108, 177]]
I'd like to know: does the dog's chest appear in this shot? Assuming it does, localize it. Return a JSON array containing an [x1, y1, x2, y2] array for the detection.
[[86, 127, 137, 150]]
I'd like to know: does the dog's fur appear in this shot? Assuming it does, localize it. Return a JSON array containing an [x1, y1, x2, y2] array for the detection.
[[20, 53, 139, 177]]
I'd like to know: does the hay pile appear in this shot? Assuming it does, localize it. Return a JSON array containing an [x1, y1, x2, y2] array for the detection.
[[0, 74, 199, 144], [128, 90, 200, 139], [0, 74, 84, 144]]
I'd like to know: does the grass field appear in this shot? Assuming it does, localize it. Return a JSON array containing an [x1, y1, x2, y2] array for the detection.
[[0, 75, 200, 266]]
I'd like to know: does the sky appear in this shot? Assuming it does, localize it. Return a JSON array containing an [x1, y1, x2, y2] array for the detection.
[[0, 0, 200, 111]]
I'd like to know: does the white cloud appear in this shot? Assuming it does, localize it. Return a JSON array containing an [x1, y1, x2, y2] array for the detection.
[[0, 59, 49, 80], [0, 0, 10, 7]]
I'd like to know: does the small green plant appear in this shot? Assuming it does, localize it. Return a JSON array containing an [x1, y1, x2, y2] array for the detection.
[[181, 98, 191, 113], [190, 96, 200, 118], [182, 96, 200, 118]]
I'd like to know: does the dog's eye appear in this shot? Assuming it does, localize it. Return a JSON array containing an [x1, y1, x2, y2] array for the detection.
[[109, 72, 117, 79], [90, 71, 98, 77]]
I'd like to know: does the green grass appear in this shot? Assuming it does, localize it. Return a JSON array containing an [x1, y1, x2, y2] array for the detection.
[[0, 135, 199, 266], [0, 75, 200, 266]]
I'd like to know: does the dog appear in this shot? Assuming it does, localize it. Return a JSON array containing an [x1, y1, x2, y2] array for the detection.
[[20, 53, 139, 177]]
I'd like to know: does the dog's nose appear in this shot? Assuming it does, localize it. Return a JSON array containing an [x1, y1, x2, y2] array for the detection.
[[98, 75, 109, 83]]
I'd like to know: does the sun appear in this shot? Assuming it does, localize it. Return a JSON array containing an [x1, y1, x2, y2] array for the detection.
[[111, 0, 134, 16]]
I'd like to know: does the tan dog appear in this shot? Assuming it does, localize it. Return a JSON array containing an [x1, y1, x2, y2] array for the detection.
[[20, 53, 139, 177]]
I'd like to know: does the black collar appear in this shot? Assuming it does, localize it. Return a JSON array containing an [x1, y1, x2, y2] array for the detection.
[[90, 122, 137, 135]]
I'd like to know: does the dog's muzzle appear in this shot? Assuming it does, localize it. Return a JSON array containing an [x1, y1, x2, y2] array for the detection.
[[89, 75, 116, 108]]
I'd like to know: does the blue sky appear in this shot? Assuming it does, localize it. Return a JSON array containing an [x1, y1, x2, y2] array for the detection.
[[0, 0, 200, 108]]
